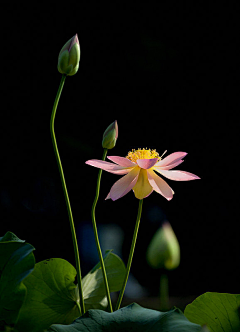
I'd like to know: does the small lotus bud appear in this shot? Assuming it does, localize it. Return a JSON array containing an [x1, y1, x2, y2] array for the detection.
[[58, 34, 80, 76], [146, 221, 180, 270], [102, 120, 118, 149]]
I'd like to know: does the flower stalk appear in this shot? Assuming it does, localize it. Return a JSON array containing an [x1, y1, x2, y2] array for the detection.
[[50, 74, 85, 315], [159, 273, 169, 311], [115, 199, 143, 310], [91, 148, 113, 312]]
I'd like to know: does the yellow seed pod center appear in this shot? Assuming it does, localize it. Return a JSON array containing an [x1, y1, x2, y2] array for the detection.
[[126, 148, 160, 163]]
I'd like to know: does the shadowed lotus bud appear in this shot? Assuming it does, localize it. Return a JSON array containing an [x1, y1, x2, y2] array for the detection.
[[146, 221, 180, 270], [102, 120, 118, 149], [58, 34, 80, 76]]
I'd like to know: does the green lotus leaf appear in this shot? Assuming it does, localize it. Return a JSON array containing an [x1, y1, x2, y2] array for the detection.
[[48, 303, 202, 332], [16, 251, 126, 332], [82, 250, 126, 311], [0, 232, 35, 327], [184, 292, 240, 332]]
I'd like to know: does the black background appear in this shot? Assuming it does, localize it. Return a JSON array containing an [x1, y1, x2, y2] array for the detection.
[[1, 2, 240, 305]]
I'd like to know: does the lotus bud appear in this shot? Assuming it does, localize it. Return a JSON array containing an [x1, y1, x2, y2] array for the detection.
[[146, 221, 180, 270], [102, 120, 118, 149], [58, 34, 80, 76]]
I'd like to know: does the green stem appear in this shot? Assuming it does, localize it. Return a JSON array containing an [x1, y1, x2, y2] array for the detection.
[[50, 74, 85, 315], [115, 199, 143, 310], [91, 148, 113, 312], [159, 273, 169, 311]]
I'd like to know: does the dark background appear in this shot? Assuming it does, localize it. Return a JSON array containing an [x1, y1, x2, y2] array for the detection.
[[1, 2, 240, 307]]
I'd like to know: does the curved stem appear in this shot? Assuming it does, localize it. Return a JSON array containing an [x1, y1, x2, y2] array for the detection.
[[115, 199, 143, 310], [50, 74, 85, 315], [91, 148, 113, 312]]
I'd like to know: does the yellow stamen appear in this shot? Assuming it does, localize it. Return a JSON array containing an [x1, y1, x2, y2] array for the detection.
[[126, 148, 161, 163]]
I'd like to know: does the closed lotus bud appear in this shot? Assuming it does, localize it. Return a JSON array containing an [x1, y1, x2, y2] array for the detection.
[[146, 221, 180, 270], [102, 120, 118, 149], [58, 34, 80, 76]]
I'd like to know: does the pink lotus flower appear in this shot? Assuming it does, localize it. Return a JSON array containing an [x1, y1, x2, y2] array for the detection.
[[86, 148, 200, 201]]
